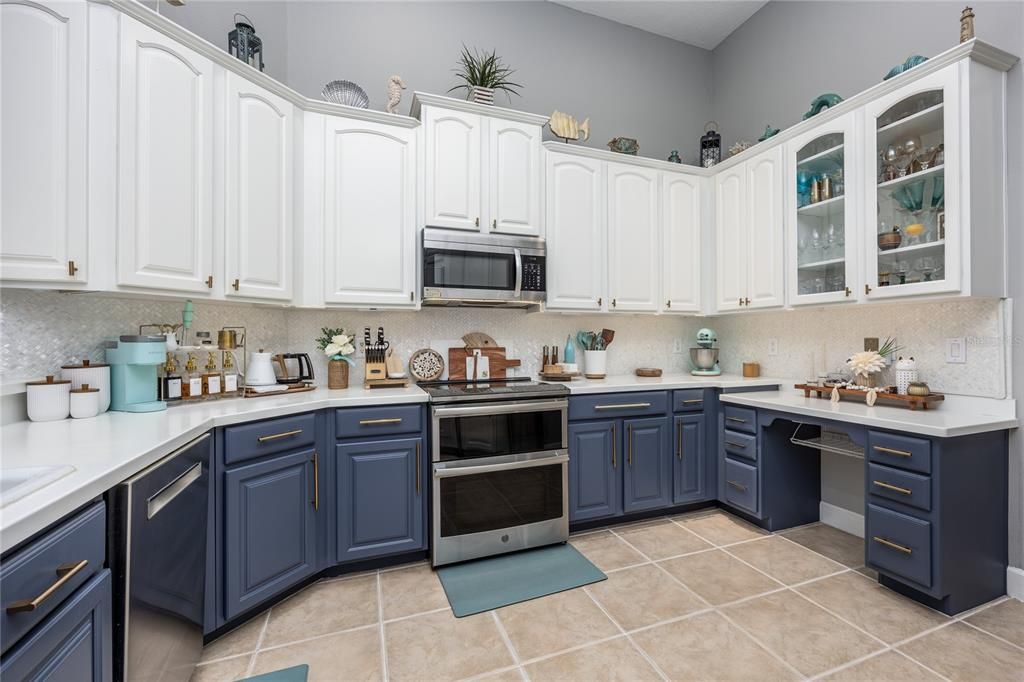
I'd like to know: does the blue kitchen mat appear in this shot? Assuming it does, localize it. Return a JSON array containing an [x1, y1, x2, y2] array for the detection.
[[436, 543, 606, 617], [241, 664, 309, 682]]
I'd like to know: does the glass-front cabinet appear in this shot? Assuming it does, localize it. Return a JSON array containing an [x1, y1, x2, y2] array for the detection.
[[786, 112, 858, 305], [863, 65, 960, 299]]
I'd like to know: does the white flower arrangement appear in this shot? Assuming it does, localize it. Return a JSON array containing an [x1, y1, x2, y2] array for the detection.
[[316, 327, 356, 365]]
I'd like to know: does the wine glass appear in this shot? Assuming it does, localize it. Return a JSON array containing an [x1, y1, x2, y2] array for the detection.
[[896, 260, 910, 285], [826, 224, 837, 259], [811, 227, 822, 262], [916, 257, 936, 281]]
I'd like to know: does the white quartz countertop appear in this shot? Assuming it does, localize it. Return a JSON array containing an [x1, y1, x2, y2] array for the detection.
[[719, 389, 1019, 438], [0, 385, 427, 554], [562, 373, 782, 394]]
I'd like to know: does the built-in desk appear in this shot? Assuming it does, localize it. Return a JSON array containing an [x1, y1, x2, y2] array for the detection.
[[718, 389, 1016, 615]]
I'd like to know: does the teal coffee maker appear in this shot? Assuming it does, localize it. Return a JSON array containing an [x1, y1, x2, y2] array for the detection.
[[105, 336, 167, 412]]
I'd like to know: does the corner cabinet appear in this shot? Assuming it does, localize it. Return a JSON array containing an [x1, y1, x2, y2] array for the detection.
[[607, 164, 660, 312], [322, 116, 417, 307], [0, 0, 89, 285]]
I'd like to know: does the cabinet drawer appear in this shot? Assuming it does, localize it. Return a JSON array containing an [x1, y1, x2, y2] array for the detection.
[[866, 503, 932, 588], [868, 431, 931, 474], [868, 463, 931, 512], [224, 413, 317, 464], [723, 405, 756, 434], [569, 392, 667, 420], [723, 458, 758, 515], [1, 501, 105, 655], [723, 429, 757, 462], [336, 405, 422, 439], [672, 389, 705, 412]]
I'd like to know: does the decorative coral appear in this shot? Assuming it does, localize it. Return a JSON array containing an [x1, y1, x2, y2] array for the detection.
[[847, 350, 886, 384]]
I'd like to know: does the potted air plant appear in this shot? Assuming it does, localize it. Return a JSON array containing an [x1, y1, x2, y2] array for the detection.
[[317, 327, 356, 389], [448, 45, 522, 105]]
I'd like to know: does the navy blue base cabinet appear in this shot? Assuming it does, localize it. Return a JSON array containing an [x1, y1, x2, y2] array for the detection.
[[673, 413, 706, 505], [568, 420, 619, 521], [623, 417, 671, 513]]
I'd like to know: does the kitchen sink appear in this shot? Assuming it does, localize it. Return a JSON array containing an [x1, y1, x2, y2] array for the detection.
[[0, 465, 76, 507]]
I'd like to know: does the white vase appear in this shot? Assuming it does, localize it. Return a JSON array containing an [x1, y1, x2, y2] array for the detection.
[[895, 369, 918, 395], [584, 350, 607, 379]]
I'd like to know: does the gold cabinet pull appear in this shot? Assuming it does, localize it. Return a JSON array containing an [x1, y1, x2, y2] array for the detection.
[[612, 298, 617, 308], [415, 441, 421, 495], [666, 300, 672, 309], [257, 428, 303, 443], [311, 452, 319, 510], [865, 284, 872, 295], [594, 402, 651, 411], [725, 440, 747, 449], [359, 417, 403, 425], [845, 286, 852, 297], [682, 399, 703, 404], [872, 536, 912, 554], [611, 423, 616, 468], [627, 424, 633, 467], [873, 445, 912, 458], [872, 480, 912, 495], [410, 291, 414, 301], [726, 480, 747, 492], [676, 423, 683, 460], [492, 219, 497, 229], [67, 260, 78, 277], [6, 560, 89, 614], [232, 278, 240, 291], [598, 297, 603, 307], [726, 416, 747, 424], [206, 275, 214, 288]]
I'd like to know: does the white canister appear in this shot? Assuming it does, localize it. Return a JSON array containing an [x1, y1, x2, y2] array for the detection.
[[69, 384, 101, 419], [894, 356, 919, 396], [61, 359, 111, 412], [584, 350, 608, 379], [26, 375, 71, 422]]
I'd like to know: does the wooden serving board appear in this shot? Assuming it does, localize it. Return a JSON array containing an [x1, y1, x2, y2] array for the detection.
[[795, 383, 945, 410], [242, 383, 315, 399], [448, 347, 522, 380]]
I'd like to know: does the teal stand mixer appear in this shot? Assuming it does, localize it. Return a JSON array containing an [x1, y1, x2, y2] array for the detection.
[[690, 327, 722, 376]]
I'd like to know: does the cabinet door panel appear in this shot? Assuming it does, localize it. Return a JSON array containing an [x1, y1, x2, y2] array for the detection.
[[673, 414, 706, 504], [662, 173, 702, 312], [323, 118, 416, 306], [224, 450, 317, 619], [623, 417, 670, 514], [715, 166, 747, 311], [568, 421, 620, 522], [545, 153, 605, 311], [0, 0, 87, 283], [607, 163, 659, 312], [335, 438, 424, 562], [746, 147, 785, 309], [424, 107, 481, 231], [488, 119, 542, 236], [117, 19, 214, 293], [225, 74, 293, 301]]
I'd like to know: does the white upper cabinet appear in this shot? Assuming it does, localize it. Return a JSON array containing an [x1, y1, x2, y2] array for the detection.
[[745, 146, 784, 309], [545, 152, 605, 311], [661, 172, 702, 313], [488, 119, 543, 236], [423, 107, 482, 231], [607, 163, 659, 312], [714, 165, 747, 312], [1, 0, 87, 284], [117, 18, 215, 293], [224, 73, 293, 301], [323, 117, 417, 307]]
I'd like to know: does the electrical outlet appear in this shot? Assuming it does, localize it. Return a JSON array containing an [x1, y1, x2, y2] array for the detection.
[[673, 338, 685, 354], [767, 338, 779, 356], [946, 337, 967, 364]]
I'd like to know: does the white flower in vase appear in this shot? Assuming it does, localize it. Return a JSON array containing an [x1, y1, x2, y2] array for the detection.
[[846, 351, 886, 387]]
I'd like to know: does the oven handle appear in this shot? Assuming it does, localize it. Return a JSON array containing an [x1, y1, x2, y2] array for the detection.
[[513, 248, 522, 297], [432, 398, 568, 418], [434, 453, 568, 478]]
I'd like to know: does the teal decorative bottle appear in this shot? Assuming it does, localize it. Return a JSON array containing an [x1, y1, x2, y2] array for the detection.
[[563, 335, 576, 364]]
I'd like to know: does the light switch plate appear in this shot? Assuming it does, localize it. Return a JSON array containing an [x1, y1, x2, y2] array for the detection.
[[945, 338, 967, 364], [673, 339, 685, 354]]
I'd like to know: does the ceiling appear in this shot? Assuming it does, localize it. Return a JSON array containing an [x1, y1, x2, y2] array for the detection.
[[550, 1, 768, 50]]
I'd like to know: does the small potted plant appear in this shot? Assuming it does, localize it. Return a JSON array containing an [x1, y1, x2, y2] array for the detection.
[[846, 337, 902, 388], [448, 45, 522, 105], [317, 327, 356, 389]]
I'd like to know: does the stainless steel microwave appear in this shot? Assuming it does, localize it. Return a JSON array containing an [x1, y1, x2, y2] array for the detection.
[[421, 228, 546, 307]]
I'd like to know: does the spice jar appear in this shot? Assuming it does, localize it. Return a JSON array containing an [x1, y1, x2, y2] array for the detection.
[[70, 384, 101, 419]]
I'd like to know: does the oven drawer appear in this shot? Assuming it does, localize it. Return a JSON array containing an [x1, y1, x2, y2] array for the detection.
[[868, 431, 931, 474], [336, 405, 422, 439], [723, 406, 756, 434], [866, 503, 932, 588], [723, 430, 757, 462], [672, 389, 705, 412], [723, 458, 758, 515], [868, 463, 931, 512], [569, 392, 667, 420], [224, 413, 317, 464]]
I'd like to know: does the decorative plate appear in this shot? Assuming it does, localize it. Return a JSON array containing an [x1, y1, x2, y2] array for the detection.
[[409, 348, 444, 381]]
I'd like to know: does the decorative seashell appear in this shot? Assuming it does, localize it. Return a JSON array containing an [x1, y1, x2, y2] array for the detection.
[[830, 386, 840, 403], [866, 388, 878, 406], [607, 137, 639, 155], [549, 110, 590, 142], [728, 140, 752, 156]]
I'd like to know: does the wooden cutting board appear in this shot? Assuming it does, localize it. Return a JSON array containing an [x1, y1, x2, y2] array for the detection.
[[448, 347, 522, 380]]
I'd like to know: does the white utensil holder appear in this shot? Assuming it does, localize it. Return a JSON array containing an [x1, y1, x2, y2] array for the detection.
[[584, 350, 607, 378]]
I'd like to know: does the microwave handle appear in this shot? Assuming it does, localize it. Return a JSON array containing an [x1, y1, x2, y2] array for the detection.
[[513, 248, 522, 297]]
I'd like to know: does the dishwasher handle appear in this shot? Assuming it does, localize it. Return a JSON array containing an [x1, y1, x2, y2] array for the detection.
[[147, 462, 204, 519]]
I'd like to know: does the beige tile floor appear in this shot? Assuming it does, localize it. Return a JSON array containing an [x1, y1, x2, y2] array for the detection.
[[193, 510, 1024, 682]]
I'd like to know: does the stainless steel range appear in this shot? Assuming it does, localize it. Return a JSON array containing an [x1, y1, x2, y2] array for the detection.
[[421, 378, 570, 566]]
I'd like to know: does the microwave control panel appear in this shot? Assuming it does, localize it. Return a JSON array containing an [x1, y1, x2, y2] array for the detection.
[[521, 256, 546, 291]]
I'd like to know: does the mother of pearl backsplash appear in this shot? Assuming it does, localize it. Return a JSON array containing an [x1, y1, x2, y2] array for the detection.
[[0, 290, 1009, 399]]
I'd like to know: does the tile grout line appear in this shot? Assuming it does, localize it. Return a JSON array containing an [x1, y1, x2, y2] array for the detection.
[[580, 584, 671, 682], [957, 617, 1024, 653], [253, 622, 380, 655], [376, 572, 390, 682], [710, 604, 810, 679], [890, 648, 954, 682], [244, 609, 272, 677], [490, 610, 523, 667]]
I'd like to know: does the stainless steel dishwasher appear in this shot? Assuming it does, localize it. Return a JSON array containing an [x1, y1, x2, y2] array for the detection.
[[109, 432, 211, 682]]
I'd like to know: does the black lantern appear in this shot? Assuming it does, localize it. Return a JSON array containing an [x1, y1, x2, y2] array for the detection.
[[700, 121, 722, 168], [228, 14, 264, 72]]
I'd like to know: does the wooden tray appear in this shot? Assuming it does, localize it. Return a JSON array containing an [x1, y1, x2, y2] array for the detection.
[[448, 347, 522, 380], [795, 383, 944, 410], [365, 377, 410, 390], [242, 383, 316, 399], [539, 371, 580, 382]]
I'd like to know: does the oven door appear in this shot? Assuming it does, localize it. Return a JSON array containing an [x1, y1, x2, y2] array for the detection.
[[431, 398, 568, 463], [432, 451, 569, 566], [422, 244, 522, 303]]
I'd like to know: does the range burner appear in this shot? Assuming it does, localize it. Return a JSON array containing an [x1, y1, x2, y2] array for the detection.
[[419, 377, 569, 403]]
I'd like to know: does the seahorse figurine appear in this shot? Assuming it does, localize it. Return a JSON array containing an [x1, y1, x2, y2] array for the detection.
[[385, 75, 406, 114]]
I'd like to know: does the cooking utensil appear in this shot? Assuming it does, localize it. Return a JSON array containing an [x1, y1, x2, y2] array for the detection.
[[576, 331, 596, 351], [599, 329, 615, 349], [447, 347, 522, 380]]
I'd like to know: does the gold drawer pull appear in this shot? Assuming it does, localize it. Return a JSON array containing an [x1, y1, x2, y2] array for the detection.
[[873, 480, 912, 495], [873, 445, 912, 458], [682, 399, 703, 404], [594, 402, 651, 410], [872, 536, 912, 554], [311, 452, 320, 511], [726, 416, 747, 424], [257, 428, 303, 443], [727, 480, 747, 492], [7, 560, 89, 614], [725, 441, 747, 449], [359, 417, 403, 425]]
